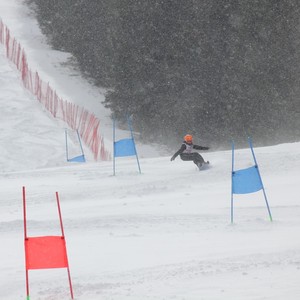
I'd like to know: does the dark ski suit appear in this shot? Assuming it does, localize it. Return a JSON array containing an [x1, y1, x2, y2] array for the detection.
[[170, 141, 209, 167]]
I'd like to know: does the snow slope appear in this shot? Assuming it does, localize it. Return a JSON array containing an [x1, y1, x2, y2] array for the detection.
[[0, 0, 161, 159], [1, 142, 300, 300], [1, 1, 300, 299]]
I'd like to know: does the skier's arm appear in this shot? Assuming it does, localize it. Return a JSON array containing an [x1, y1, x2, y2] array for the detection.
[[170, 144, 186, 161], [193, 145, 209, 150]]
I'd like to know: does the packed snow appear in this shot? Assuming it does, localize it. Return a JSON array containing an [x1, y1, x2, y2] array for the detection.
[[0, 1, 300, 299]]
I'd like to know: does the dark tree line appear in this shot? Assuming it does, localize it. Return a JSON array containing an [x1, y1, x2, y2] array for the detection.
[[27, 0, 300, 148]]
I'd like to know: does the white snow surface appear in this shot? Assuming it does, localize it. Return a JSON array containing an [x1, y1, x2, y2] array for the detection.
[[0, 1, 300, 299]]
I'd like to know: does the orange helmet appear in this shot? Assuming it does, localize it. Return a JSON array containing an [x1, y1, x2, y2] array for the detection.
[[184, 134, 193, 143]]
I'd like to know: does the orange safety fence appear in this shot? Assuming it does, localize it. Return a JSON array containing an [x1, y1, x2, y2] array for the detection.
[[0, 19, 111, 161]]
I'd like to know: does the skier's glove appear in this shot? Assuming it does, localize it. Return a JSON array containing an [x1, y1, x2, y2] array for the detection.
[[170, 156, 175, 161]]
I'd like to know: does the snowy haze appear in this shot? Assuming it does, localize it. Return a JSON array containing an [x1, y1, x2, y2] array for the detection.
[[1, 1, 300, 299]]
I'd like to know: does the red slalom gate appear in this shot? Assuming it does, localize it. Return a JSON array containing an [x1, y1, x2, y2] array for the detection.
[[23, 186, 74, 299]]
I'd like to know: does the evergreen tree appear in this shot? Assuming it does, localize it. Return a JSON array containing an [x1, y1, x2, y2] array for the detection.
[[28, 0, 300, 148]]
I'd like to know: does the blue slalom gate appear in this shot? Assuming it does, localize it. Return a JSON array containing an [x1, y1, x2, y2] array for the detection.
[[231, 137, 272, 223], [65, 129, 86, 163], [113, 116, 141, 175]]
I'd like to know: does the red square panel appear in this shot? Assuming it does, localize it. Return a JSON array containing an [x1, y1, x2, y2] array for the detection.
[[25, 236, 68, 270]]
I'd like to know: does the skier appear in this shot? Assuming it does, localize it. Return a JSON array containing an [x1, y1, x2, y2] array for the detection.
[[170, 134, 209, 169]]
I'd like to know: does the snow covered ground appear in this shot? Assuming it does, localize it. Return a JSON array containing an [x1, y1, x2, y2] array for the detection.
[[1, 1, 300, 299]]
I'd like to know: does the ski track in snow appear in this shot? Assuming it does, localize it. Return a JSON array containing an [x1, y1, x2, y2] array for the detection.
[[0, 150, 300, 299]]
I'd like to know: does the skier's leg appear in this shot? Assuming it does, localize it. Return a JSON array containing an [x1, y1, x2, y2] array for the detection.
[[180, 153, 194, 161], [192, 153, 204, 165]]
